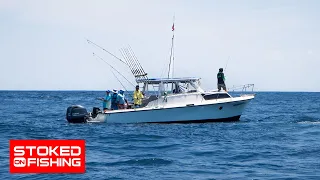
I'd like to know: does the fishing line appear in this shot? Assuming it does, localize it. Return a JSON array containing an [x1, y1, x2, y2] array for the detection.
[[86, 39, 128, 65], [225, 56, 230, 72], [93, 53, 135, 88], [93, 53, 134, 99]]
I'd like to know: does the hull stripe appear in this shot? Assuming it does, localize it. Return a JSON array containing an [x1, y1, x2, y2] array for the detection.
[[146, 115, 241, 124]]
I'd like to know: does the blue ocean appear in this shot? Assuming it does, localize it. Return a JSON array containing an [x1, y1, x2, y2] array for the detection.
[[1, 91, 319, 179]]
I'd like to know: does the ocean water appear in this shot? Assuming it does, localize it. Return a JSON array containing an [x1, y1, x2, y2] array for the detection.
[[0, 91, 320, 179]]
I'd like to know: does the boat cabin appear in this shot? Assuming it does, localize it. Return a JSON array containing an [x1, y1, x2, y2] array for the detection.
[[137, 77, 204, 97], [136, 77, 232, 108]]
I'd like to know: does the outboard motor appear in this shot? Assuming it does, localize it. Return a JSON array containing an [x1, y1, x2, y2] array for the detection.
[[66, 105, 89, 123], [92, 107, 102, 118]]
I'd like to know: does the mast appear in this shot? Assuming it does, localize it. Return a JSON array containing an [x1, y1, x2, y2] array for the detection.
[[167, 16, 175, 79]]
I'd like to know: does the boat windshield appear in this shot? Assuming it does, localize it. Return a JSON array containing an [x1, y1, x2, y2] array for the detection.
[[140, 78, 204, 97]]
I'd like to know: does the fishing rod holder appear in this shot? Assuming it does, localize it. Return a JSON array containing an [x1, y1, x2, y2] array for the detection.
[[119, 46, 149, 83]]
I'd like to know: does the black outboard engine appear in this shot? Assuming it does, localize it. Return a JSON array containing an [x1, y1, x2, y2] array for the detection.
[[66, 105, 89, 123], [92, 107, 102, 118]]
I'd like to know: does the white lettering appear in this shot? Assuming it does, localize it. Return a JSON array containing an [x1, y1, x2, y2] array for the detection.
[[13, 145, 83, 168], [16, 157, 82, 167], [72, 158, 81, 167], [60, 146, 70, 156], [14, 146, 25, 156], [26, 146, 36, 156], [13, 157, 26, 167], [62, 158, 72, 166], [37, 146, 48, 156], [27, 158, 37, 166], [71, 146, 81, 156], [49, 146, 58, 156], [50, 158, 59, 166], [39, 158, 50, 167]]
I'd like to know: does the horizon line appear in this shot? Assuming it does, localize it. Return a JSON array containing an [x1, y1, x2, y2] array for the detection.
[[0, 90, 319, 93]]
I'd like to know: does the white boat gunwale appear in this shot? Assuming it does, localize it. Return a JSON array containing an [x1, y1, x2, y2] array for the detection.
[[104, 94, 254, 114]]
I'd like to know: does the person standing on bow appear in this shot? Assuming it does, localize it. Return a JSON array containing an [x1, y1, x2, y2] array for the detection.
[[217, 68, 227, 92], [111, 89, 119, 110], [133, 85, 144, 108]]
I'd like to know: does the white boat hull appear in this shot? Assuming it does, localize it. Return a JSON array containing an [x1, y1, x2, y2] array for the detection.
[[101, 96, 254, 123]]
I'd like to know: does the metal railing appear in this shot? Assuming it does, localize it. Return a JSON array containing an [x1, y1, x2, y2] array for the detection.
[[227, 84, 255, 95]]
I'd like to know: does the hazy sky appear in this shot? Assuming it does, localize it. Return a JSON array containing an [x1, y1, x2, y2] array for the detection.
[[1, 0, 319, 91]]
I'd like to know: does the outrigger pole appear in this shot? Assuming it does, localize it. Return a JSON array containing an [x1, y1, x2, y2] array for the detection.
[[93, 53, 134, 98], [167, 16, 175, 79], [92, 53, 135, 88], [87, 38, 149, 84], [86, 39, 127, 65]]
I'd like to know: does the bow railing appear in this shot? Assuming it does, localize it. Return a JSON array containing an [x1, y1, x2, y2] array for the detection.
[[227, 84, 255, 96]]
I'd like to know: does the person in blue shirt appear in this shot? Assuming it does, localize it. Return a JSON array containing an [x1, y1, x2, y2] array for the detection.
[[98, 90, 112, 112], [111, 89, 119, 110], [117, 90, 127, 109], [103, 90, 112, 111]]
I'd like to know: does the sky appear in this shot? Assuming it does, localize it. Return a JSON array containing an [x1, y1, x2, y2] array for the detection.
[[0, 0, 319, 92]]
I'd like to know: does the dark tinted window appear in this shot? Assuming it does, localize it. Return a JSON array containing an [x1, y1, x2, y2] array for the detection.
[[203, 93, 230, 100], [187, 90, 198, 93]]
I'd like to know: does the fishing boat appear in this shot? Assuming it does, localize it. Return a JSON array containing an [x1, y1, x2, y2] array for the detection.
[[66, 77, 255, 123], [66, 22, 255, 123], [66, 52, 255, 124], [109, 80, 253, 123]]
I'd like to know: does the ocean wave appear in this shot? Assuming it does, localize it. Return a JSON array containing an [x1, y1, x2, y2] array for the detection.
[[87, 158, 173, 167]]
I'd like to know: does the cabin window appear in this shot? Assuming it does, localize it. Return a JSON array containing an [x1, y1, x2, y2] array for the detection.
[[203, 93, 230, 100], [162, 82, 185, 94]]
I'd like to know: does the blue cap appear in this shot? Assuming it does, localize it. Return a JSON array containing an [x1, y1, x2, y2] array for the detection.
[[106, 90, 111, 93]]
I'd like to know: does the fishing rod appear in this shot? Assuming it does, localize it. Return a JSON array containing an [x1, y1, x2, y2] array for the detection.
[[122, 47, 143, 79], [127, 46, 148, 79], [128, 45, 148, 79], [119, 49, 135, 75], [120, 46, 149, 84], [93, 53, 134, 99], [93, 53, 135, 88], [87, 39, 128, 65], [223, 56, 230, 83], [225, 56, 230, 72], [119, 48, 140, 79]]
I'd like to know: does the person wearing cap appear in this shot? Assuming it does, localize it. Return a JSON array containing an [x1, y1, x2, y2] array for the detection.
[[217, 68, 227, 92], [133, 85, 144, 108], [111, 89, 119, 110], [98, 90, 112, 112], [117, 90, 126, 109]]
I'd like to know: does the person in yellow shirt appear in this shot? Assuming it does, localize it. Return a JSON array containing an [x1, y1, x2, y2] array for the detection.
[[133, 85, 144, 108]]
